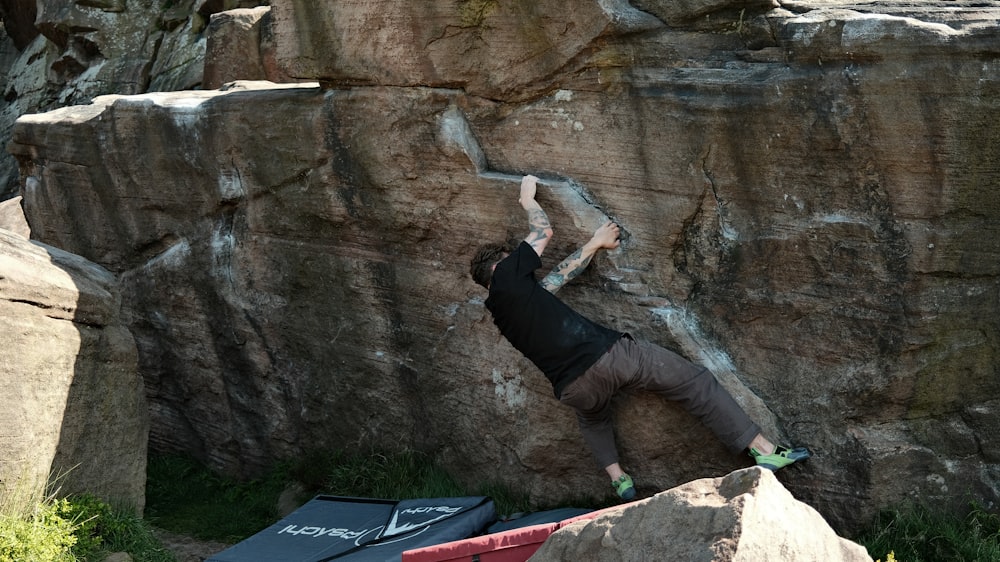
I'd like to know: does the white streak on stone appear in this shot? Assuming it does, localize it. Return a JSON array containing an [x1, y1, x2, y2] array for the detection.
[[145, 238, 190, 270], [813, 212, 867, 225], [211, 229, 233, 262], [720, 222, 740, 241], [439, 105, 487, 173], [554, 90, 573, 102], [218, 169, 245, 202], [650, 306, 737, 379], [650, 304, 785, 442], [492, 368, 527, 408], [170, 107, 202, 134], [597, 0, 666, 33], [841, 13, 956, 48]]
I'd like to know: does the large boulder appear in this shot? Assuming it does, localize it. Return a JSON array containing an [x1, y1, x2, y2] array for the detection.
[[204, 7, 295, 90], [531, 467, 872, 561], [0, 229, 147, 512], [8, 0, 1000, 533], [9, 81, 780, 500]]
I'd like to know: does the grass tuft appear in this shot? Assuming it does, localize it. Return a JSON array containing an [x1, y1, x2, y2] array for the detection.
[[0, 486, 171, 562], [64, 494, 174, 562], [857, 501, 1000, 562], [145, 455, 288, 543]]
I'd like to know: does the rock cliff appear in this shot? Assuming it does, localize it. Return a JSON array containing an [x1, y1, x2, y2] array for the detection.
[[0, 227, 147, 512], [5, 0, 1000, 532]]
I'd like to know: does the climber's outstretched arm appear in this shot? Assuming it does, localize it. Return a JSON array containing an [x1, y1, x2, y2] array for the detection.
[[541, 221, 620, 294], [519, 175, 553, 257]]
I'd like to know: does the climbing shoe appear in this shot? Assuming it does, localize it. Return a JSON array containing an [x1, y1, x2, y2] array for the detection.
[[613, 474, 636, 500], [750, 446, 811, 471]]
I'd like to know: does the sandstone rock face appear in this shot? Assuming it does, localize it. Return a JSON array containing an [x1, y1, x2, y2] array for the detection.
[[0, 0, 268, 198], [0, 229, 147, 512], [531, 467, 872, 562], [204, 7, 295, 90], [0, 196, 29, 238], [8, 1, 1000, 533], [269, 0, 663, 100]]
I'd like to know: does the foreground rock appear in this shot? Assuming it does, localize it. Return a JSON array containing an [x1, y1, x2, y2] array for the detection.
[[0, 196, 29, 238], [8, 0, 1000, 533], [0, 229, 147, 512], [532, 467, 872, 562]]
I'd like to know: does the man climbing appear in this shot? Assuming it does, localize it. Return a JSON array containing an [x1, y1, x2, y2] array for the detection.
[[469, 175, 810, 500]]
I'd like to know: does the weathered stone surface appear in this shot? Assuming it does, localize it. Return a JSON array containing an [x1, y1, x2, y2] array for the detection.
[[0, 229, 147, 512], [1, 34, 52, 198], [531, 467, 872, 562], [33, 0, 162, 97], [1, 0, 164, 197], [203, 7, 268, 89], [204, 7, 294, 89], [269, 0, 663, 101], [7, 1, 1000, 534], [633, 0, 780, 26], [0, 0, 39, 50], [0, 0, 268, 197]]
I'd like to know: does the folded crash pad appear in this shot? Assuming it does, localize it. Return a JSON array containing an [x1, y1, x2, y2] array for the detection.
[[207, 495, 495, 562]]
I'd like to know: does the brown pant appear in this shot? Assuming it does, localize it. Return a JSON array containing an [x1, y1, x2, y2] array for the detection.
[[558, 335, 760, 469]]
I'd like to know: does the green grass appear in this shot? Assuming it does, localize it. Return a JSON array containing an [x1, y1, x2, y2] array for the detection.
[[144, 455, 289, 543], [856, 502, 1000, 562], [145, 449, 536, 544], [63, 494, 174, 562], [0, 499, 76, 562], [288, 449, 534, 515], [293, 450, 469, 499], [0, 491, 173, 562]]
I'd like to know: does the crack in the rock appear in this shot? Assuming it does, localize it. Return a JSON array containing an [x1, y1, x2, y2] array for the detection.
[[7, 297, 54, 310], [700, 144, 737, 242]]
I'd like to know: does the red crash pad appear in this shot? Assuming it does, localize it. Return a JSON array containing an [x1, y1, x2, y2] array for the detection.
[[402, 505, 624, 562]]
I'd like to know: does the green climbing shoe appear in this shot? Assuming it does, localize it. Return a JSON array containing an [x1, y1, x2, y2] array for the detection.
[[613, 474, 636, 500], [750, 446, 811, 471]]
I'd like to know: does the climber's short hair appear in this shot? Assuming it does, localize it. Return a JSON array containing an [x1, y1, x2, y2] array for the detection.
[[469, 243, 508, 289]]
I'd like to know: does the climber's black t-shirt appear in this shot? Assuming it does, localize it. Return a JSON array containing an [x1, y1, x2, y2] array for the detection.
[[485, 241, 622, 398]]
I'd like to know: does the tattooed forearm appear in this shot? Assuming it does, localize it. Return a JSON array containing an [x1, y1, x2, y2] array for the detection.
[[540, 221, 620, 293], [540, 273, 565, 292], [524, 206, 552, 250], [541, 248, 593, 293], [527, 208, 551, 233]]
